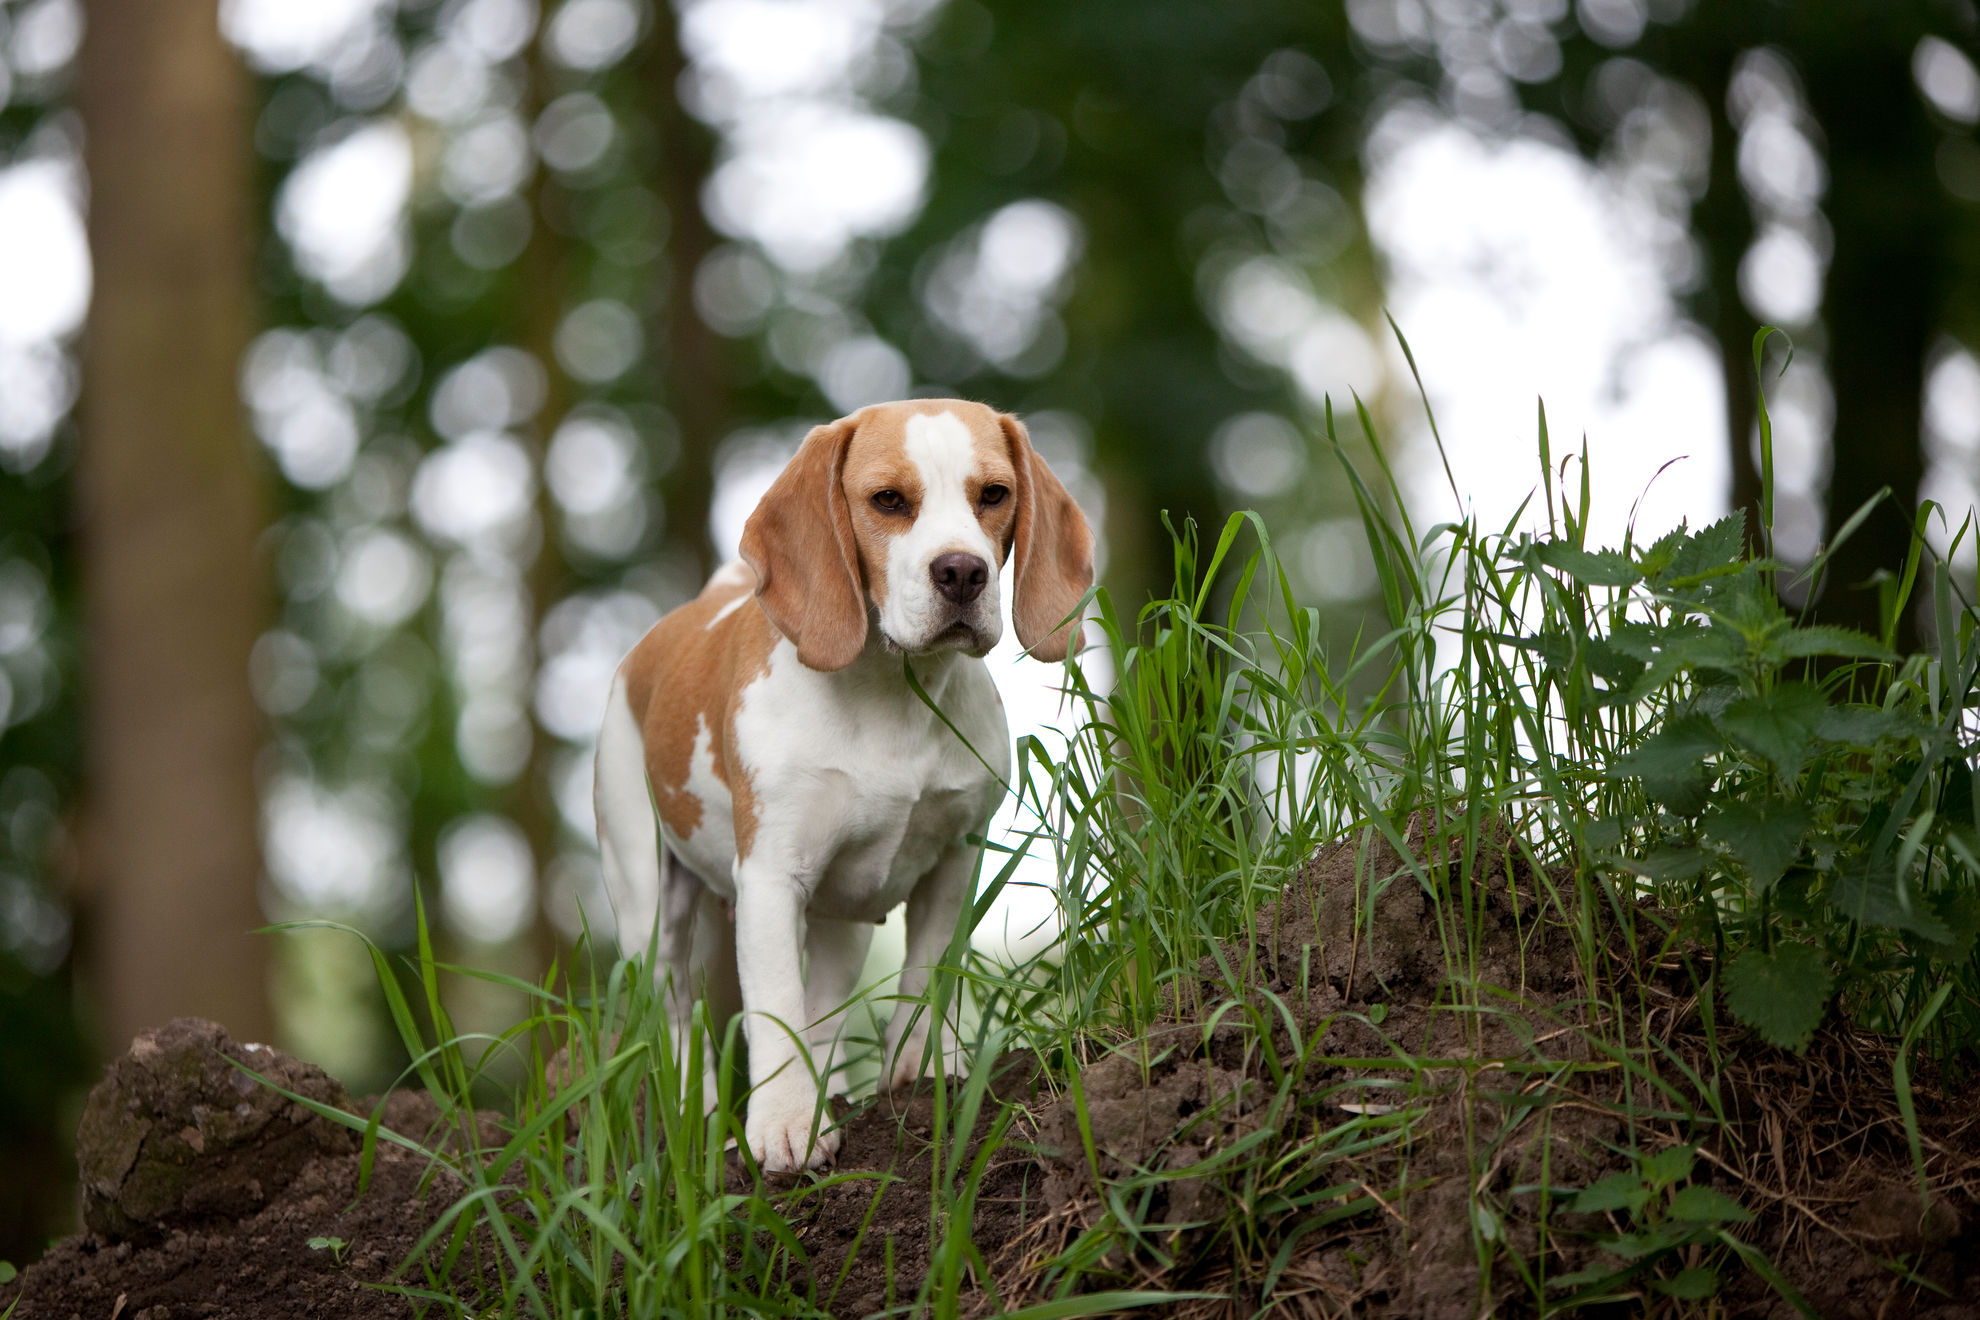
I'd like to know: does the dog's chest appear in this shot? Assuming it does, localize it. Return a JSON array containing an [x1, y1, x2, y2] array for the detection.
[[804, 768, 988, 919], [691, 642, 1007, 918]]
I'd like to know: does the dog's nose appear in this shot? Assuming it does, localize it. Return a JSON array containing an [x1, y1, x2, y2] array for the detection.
[[930, 552, 989, 605]]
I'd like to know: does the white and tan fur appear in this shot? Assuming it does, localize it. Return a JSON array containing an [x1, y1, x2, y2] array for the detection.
[[594, 400, 1094, 1172]]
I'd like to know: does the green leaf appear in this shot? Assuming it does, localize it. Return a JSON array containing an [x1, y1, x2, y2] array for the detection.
[[1667, 511, 1747, 582], [1657, 627, 1749, 674], [1713, 572, 1790, 640], [1547, 1263, 1626, 1291], [1602, 1224, 1688, 1260], [1639, 1146, 1695, 1189], [1491, 629, 1576, 671], [1702, 798, 1813, 890], [1616, 626, 1745, 702], [1922, 888, 1980, 960], [1770, 625, 1893, 662], [1716, 683, 1828, 775], [1582, 635, 1646, 684], [1584, 816, 1626, 850], [1537, 540, 1641, 586], [1667, 1185, 1752, 1225], [1635, 523, 1691, 580], [1655, 1268, 1720, 1300], [1774, 869, 1819, 922], [1611, 714, 1721, 813], [1723, 942, 1832, 1052], [1617, 847, 1709, 882], [1568, 1172, 1649, 1215], [1604, 620, 1670, 661], [0, 1261, 15, 1284], [1815, 705, 1927, 745], [1827, 868, 1956, 942]]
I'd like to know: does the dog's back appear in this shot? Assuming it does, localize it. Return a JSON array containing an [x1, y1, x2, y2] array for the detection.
[[593, 562, 762, 967]]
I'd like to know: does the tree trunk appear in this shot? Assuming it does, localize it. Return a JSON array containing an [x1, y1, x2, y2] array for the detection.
[[1693, 55, 1762, 548], [512, 34, 574, 973], [1802, 23, 1942, 646], [76, 0, 271, 1051], [645, 6, 728, 580]]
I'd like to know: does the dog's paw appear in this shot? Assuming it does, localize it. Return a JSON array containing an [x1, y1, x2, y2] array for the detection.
[[745, 1090, 837, 1173]]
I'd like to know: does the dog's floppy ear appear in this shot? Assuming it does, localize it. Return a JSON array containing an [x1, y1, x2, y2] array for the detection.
[[741, 414, 868, 671], [999, 412, 1095, 662]]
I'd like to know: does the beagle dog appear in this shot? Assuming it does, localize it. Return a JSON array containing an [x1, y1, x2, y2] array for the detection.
[[593, 399, 1094, 1172]]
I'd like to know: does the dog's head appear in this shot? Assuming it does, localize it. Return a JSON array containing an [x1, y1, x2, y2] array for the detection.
[[739, 400, 1095, 672]]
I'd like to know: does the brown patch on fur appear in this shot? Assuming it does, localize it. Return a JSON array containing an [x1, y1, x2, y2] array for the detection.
[[618, 568, 776, 850], [999, 412, 1095, 661], [839, 421, 917, 611], [964, 418, 1022, 562], [724, 637, 771, 862]]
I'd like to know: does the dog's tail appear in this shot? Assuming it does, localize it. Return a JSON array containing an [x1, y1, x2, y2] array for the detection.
[[594, 668, 664, 960]]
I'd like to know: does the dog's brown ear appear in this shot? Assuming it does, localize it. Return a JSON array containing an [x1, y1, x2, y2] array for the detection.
[[741, 415, 868, 671], [1000, 413, 1095, 662]]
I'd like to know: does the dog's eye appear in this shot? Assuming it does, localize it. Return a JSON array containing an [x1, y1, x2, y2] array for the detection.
[[871, 489, 909, 513], [979, 484, 1009, 508]]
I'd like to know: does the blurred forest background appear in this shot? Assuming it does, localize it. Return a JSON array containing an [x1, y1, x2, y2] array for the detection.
[[5, 0, 1980, 1258]]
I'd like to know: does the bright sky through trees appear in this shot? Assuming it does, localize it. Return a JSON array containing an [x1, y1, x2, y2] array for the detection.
[[0, 0, 1758, 960]]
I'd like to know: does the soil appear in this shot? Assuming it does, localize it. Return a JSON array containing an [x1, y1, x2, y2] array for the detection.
[[8, 828, 1980, 1319], [3, 1019, 493, 1320]]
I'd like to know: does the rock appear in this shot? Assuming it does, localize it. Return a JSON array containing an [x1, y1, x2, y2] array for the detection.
[[77, 1017, 357, 1242]]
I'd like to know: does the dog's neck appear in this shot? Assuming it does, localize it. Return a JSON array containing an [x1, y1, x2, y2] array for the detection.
[[832, 616, 975, 693]]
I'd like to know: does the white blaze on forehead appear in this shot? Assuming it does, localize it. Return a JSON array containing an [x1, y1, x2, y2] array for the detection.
[[900, 411, 997, 560], [878, 409, 1005, 651], [902, 410, 978, 515]]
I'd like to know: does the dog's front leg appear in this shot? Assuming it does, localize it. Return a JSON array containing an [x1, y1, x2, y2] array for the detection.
[[804, 916, 876, 1095], [883, 842, 973, 1092], [733, 866, 836, 1172]]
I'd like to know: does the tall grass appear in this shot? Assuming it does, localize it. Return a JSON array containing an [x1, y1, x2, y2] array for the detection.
[[287, 341, 1978, 1316], [1016, 367, 1980, 1069]]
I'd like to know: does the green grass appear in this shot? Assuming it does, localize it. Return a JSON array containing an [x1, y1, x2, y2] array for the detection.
[[280, 338, 1978, 1316]]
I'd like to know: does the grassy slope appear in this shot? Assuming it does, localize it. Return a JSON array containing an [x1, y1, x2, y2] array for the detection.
[[287, 361, 1980, 1317]]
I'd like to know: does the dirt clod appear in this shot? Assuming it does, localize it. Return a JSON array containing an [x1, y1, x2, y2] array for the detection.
[[7, 1027, 485, 1320], [76, 1018, 357, 1243]]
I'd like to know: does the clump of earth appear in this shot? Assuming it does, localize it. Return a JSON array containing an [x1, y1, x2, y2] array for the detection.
[[8, 831, 1978, 1319], [6, 1017, 482, 1320]]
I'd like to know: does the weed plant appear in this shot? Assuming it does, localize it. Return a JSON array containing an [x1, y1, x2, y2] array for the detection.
[[274, 337, 1977, 1316]]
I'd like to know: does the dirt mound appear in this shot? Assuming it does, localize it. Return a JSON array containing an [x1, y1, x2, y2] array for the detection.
[[976, 823, 1613, 1317], [964, 826, 1980, 1317], [75, 1017, 358, 1242], [10, 831, 1980, 1319], [788, 826, 1640, 1316], [5, 1021, 481, 1320]]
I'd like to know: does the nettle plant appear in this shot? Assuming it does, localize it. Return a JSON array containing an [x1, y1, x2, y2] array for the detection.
[[1522, 508, 1980, 1061], [1548, 1144, 1758, 1306]]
